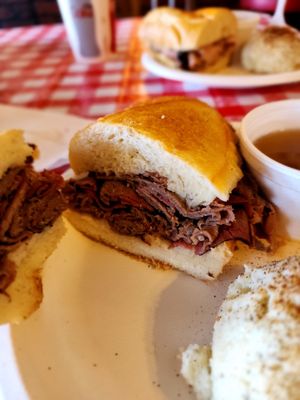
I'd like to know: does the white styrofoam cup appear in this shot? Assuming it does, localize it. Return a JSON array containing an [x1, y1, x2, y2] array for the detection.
[[240, 100, 300, 240]]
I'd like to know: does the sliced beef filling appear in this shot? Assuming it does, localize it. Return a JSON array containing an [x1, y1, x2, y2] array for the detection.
[[152, 37, 235, 71], [65, 172, 275, 256], [0, 164, 67, 293]]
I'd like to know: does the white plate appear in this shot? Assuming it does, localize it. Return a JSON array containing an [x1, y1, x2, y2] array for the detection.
[[141, 10, 300, 88], [0, 106, 300, 400], [142, 53, 300, 88]]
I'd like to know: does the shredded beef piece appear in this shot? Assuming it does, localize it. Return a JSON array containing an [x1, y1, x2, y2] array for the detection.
[[0, 165, 67, 293], [108, 208, 156, 236], [212, 210, 251, 247], [0, 254, 16, 293], [20, 170, 66, 233], [171, 222, 220, 255], [170, 220, 196, 243], [135, 178, 178, 225], [100, 180, 153, 210], [0, 180, 28, 240], [63, 176, 105, 219], [134, 177, 235, 225], [66, 171, 275, 256], [0, 167, 25, 199], [230, 175, 276, 251]]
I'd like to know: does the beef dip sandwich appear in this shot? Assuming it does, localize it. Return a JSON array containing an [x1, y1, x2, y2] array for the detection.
[[0, 130, 67, 324], [64, 97, 276, 280], [139, 7, 237, 72]]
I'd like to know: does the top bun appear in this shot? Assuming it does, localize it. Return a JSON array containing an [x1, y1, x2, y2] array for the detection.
[[139, 7, 237, 51], [0, 130, 36, 178], [69, 97, 242, 207], [241, 25, 300, 73]]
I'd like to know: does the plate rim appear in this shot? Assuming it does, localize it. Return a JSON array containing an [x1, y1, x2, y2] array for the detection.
[[141, 53, 300, 89]]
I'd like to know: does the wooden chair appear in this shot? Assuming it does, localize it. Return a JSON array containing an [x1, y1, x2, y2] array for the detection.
[[122, 0, 238, 16], [122, 0, 196, 16], [150, 0, 196, 8]]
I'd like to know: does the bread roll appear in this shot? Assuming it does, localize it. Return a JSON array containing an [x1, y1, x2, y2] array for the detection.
[[181, 256, 300, 399], [181, 344, 212, 400], [241, 25, 300, 73]]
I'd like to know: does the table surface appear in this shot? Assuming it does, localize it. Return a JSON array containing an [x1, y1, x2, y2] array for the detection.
[[0, 18, 300, 120]]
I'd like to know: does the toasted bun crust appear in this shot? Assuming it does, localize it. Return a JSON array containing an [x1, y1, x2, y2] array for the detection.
[[0, 130, 36, 179], [241, 25, 300, 73], [182, 256, 300, 399], [0, 217, 65, 324], [69, 97, 242, 207], [139, 7, 237, 51], [65, 210, 233, 280]]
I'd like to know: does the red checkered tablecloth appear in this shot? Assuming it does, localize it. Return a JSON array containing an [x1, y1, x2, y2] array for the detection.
[[0, 18, 300, 120]]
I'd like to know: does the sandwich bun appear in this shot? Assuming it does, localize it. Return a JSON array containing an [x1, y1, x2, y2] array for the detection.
[[65, 210, 233, 280], [69, 97, 242, 207], [139, 7, 237, 51], [0, 217, 65, 324]]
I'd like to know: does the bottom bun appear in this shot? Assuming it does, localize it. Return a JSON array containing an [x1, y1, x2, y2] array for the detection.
[[202, 51, 233, 73], [0, 217, 65, 324], [65, 210, 233, 280]]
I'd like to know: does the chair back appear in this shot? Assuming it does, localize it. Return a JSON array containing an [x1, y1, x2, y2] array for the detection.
[[150, 0, 195, 10]]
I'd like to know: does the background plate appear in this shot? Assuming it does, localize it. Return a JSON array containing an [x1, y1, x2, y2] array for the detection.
[[142, 53, 300, 88], [0, 105, 299, 400]]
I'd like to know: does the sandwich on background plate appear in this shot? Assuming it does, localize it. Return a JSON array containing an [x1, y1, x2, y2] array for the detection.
[[0, 130, 67, 324], [181, 256, 300, 399], [139, 7, 237, 72], [64, 96, 276, 280]]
